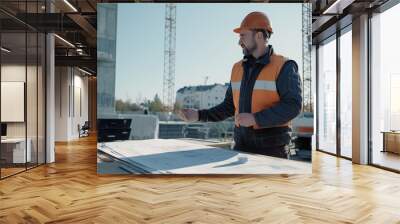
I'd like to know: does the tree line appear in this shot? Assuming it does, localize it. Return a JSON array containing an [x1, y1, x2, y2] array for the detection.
[[116, 94, 182, 113]]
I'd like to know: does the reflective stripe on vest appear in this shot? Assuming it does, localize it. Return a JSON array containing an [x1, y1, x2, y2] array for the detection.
[[232, 80, 277, 91], [230, 53, 289, 129]]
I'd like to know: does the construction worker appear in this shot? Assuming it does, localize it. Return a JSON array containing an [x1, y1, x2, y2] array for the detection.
[[178, 12, 302, 159]]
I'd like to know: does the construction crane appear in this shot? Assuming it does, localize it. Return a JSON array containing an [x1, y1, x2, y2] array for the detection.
[[163, 3, 177, 111], [204, 76, 209, 85], [302, 3, 312, 112]]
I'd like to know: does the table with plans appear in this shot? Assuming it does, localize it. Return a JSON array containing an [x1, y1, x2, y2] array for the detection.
[[97, 139, 311, 174]]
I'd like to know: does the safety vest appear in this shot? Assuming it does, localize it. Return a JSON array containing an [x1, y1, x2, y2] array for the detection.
[[231, 53, 289, 129]]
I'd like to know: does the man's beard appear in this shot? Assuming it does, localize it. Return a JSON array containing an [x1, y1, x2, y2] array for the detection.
[[242, 42, 257, 56]]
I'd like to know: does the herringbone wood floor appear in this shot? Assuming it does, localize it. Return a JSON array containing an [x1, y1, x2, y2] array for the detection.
[[1, 135, 400, 224]]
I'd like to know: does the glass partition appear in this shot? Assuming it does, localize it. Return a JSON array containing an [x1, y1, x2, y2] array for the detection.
[[1, 31, 28, 177], [370, 3, 400, 171], [339, 28, 352, 158], [0, 1, 46, 179], [317, 36, 337, 154]]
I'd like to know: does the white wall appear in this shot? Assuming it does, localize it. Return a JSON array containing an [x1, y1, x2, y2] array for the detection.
[[1, 82, 25, 122], [55, 67, 89, 141], [55, 67, 68, 141], [1, 65, 38, 138], [1, 65, 26, 141], [71, 73, 89, 138], [1, 63, 46, 163]]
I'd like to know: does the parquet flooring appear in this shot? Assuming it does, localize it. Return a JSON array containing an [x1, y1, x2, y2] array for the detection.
[[1, 135, 400, 223]]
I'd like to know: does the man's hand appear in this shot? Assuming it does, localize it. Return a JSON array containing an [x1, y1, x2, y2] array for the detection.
[[178, 109, 199, 122], [235, 113, 257, 127]]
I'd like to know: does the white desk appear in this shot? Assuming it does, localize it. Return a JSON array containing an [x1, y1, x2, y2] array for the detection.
[[1, 138, 31, 163], [98, 139, 311, 175]]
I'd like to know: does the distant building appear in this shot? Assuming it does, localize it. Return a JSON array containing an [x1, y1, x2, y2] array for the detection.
[[97, 4, 118, 117], [176, 83, 229, 110]]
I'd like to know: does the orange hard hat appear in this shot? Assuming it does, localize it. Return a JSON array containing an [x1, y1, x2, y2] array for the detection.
[[233, 11, 273, 34]]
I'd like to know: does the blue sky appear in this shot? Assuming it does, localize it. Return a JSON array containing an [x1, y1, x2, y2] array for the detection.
[[114, 3, 303, 102]]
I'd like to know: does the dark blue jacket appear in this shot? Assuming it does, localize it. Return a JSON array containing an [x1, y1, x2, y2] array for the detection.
[[198, 45, 302, 155]]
